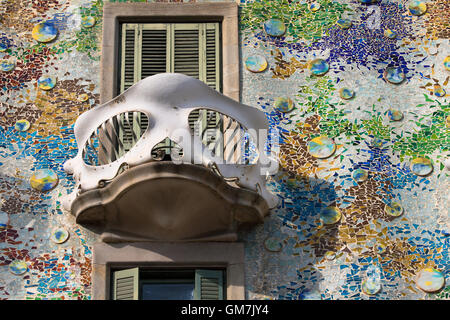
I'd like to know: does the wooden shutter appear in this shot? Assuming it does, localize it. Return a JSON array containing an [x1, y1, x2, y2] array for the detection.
[[120, 22, 221, 158], [112, 267, 139, 300], [171, 23, 200, 79], [120, 23, 139, 92], [141, 24, 169, 79], [194, 269, 224, 300], [120, 22, 220, 90], [204, 23, 220, 91]]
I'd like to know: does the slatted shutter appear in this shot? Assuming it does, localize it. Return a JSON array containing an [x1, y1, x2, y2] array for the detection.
[[171, 24, 200, 79], [112, 267, 139, 300], [194, 269, 224, 300], [141, 24, 169, 79], [119, 22, 221, 158]]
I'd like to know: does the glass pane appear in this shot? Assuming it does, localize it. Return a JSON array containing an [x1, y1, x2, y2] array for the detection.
[[141, 283, 194, 300]]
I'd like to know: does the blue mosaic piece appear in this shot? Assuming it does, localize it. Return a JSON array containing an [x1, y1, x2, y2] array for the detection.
[[15, 119, 30, 132], [308, 136, 336, 158], [388, 109, 403, 121], [383, 66, 405, 84], [384, 202, 403, 217], [264, 237, 283, 252], [339, 88, 354, 100], [410, 158, 433, 176], [309, 59, 329, 76], [81, 16, 96, 28], [263, 19, 286, 37], [320, 206, 342, 225], [0, 60, 15, 72], [32, 22, 58, 43], [9, 260, 27, 275], [352, 169, 368, 182], [408, 1, 427, 16], [30, 169, 59, 192], [336, 19, 352, 30], [245, 55, 268, 73]]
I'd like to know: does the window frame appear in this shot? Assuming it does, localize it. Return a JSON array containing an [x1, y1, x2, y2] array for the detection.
[[92, 242, 245, 300], [100, 2, 240, 104], [110, 267, 226, 300]]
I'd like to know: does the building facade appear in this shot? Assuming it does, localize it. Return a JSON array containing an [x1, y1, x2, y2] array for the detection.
[[0, 0, 448, 300]]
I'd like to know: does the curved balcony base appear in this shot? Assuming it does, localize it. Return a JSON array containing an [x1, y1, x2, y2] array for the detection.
[[71, 162, 269, 242]]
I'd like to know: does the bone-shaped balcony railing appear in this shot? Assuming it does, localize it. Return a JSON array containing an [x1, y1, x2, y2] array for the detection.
[[81, 109, 253, 167], [63, 73, 279, 212]]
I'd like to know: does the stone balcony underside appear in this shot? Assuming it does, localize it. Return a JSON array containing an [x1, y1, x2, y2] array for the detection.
[[71, 161, 269, 243]]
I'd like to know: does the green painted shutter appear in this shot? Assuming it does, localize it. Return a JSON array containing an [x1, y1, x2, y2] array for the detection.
[[171, 23, 200, 79], [120, 23, 139, 92], [204, 23, 221, 91], [194, 269, 224, 300], [120, 22, 221, 157], [141, 24, 170, 79], [120, 22, 220, 91], [112, 267, 139, 300]]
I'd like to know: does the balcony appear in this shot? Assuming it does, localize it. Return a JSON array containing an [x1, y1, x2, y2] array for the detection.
[[63, 73, 278, 243]]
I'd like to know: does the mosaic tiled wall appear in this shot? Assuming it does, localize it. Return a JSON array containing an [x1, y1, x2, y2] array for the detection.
[[0, 0, 448, 300]]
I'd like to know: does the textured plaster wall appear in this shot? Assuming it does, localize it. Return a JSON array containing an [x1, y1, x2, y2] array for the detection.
[[0, 0, 448, 300]]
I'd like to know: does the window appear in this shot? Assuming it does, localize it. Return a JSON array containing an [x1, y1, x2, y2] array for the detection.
[[99, 2, 240, 164], [112, 268, 224, 300], [118, 22, 222, 158], [119, 22, 221, 92], [91, 242, 245, 300]]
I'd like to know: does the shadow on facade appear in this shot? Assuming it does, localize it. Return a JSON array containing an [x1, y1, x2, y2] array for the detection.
[[239, 172, 340, 300]]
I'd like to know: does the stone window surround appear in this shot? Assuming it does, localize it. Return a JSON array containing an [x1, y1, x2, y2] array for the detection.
[[100, 1, 240, 103], [92, 242, 245, 300], [96, 2, 244, 301]]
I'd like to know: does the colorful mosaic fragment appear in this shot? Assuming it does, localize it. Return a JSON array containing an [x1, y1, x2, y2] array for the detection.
[[383, 67, 405, 84], [309, 59, 329, 76], [50, 228, 69, 244], [9, 260, 27, 275], [352, 169, 368, 182], [320, 206, 342, 225], [0, 60, 15, 72], [416, 268, 445, 293], [32, 22, 58, 43], [388, 109, 404, 121], [263, 19, 286, 37], [264, 237, 283, 252], [336, 19, 352, 30], [384, 29, 397, 39], [245, 55, 268, 73], [274, 97, 294, 113], [14, 119, 30, 132], [384, 202, 404, 218], [37, 76, 56, 90], [81, 16, 96, 28], [410, 158, 433, 176], [339, 88, 354, 100], [408, 1, 427, 16], [30, 169, 59, 192], [307, 136, 336, 159]]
